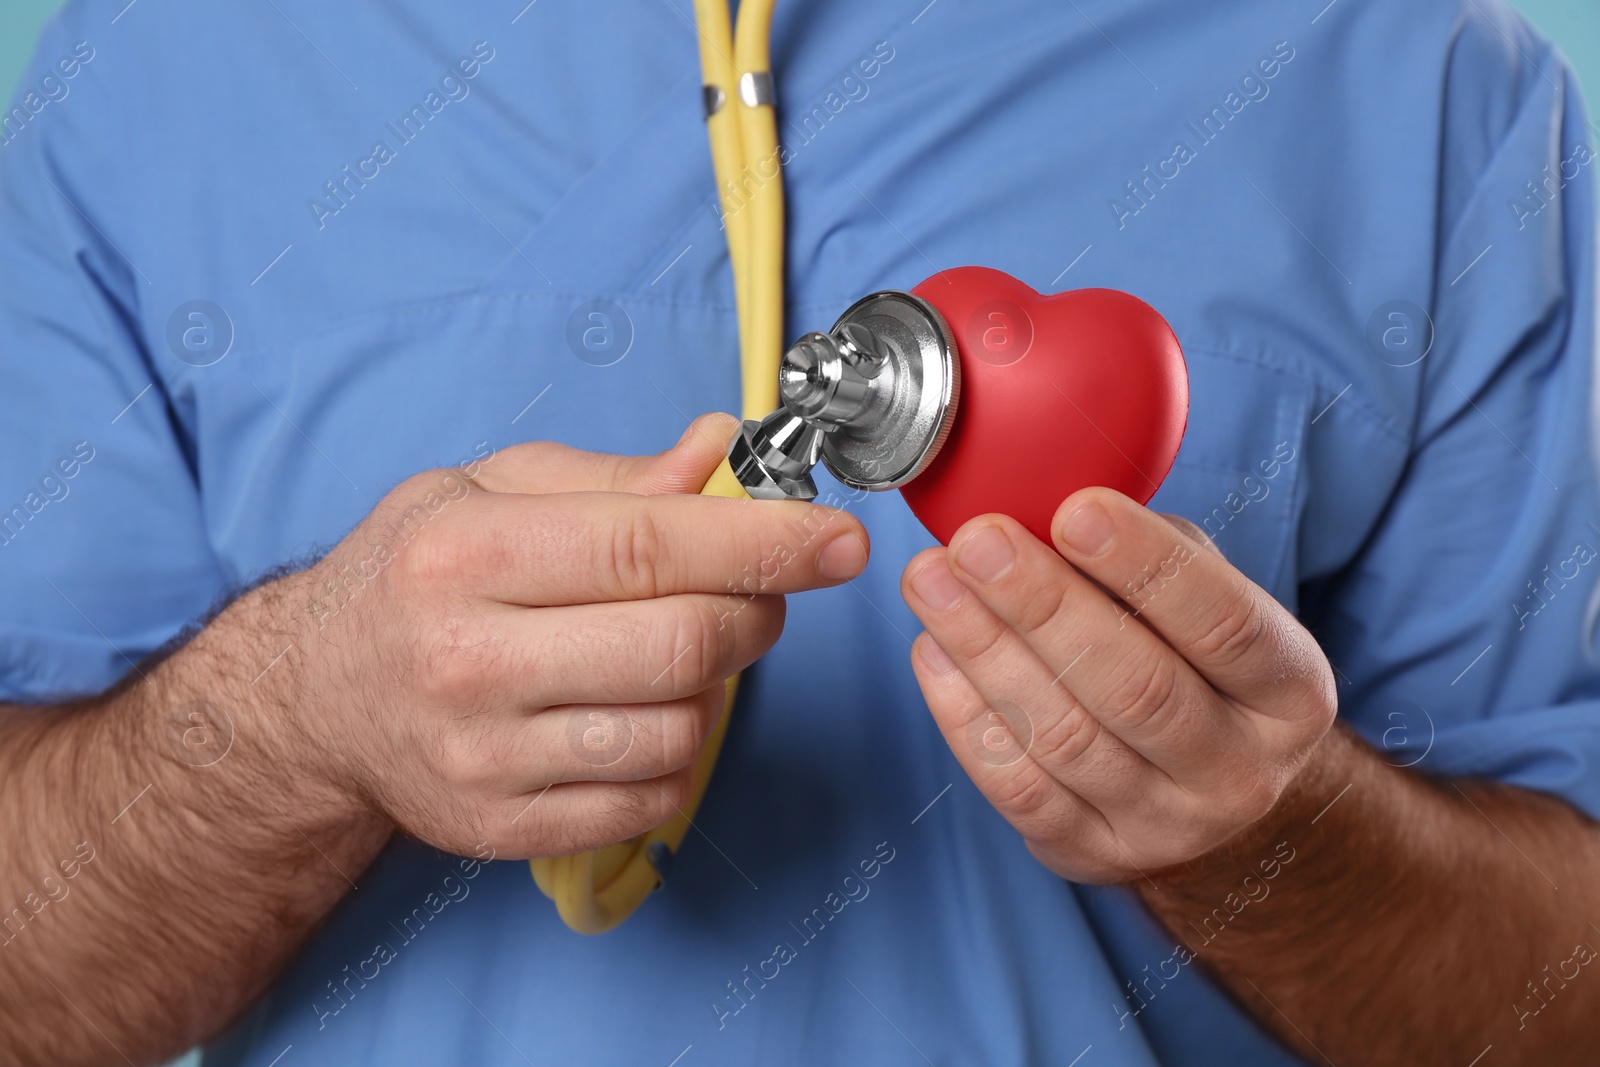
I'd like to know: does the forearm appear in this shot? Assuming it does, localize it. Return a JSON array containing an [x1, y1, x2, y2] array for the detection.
[[1138, 725, 1600, 1066], [0, 573, 391, 1067]]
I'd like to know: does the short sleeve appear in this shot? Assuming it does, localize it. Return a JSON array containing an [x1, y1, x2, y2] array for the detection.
[[0, 14, 227, 701], [1303, 30, 1600, 816]]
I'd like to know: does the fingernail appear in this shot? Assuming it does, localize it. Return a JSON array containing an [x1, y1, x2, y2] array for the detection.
[[911, 557, 964, 611], [954, 526, 1015, 583], [1060, 503, 1115, 557], [917, 633, 956, 674], [818, 533, 868, 580]]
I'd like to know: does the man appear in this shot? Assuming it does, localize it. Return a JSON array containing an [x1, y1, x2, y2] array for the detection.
[[1, 0, 1597, 1064]]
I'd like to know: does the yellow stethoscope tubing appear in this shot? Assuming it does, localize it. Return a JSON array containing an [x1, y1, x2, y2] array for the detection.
[[529, 0, 785, 934]]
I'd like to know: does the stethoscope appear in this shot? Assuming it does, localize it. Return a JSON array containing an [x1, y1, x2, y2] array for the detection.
[[529, 0, 786, 934], [527, 0, 1192, 934]]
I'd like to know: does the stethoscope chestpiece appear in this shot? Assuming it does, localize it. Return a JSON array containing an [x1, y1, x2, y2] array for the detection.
[[729, 290, 961, 500]]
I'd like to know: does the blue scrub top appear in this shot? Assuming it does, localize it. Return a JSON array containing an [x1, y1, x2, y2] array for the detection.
[[2, 0, 1596, 1063]]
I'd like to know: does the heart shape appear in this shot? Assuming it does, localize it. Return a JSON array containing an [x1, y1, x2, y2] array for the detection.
[[901, 266, 1189, 546]]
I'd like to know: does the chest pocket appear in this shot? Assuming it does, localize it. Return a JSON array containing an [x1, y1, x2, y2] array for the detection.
[[1149, 347, 1314, 606]]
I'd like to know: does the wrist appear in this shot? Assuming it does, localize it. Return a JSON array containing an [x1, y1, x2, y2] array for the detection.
[[1140, 724, 1358, 900], [146, 568, 384, 838]]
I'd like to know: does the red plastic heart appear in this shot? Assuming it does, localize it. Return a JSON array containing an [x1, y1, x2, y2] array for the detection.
[[901, 266, 1189, 546]]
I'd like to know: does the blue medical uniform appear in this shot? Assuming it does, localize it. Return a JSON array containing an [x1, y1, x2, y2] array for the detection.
[[1, 0, 1595, 1063]]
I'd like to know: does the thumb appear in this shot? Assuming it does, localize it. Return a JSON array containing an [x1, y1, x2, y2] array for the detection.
[[619, 412, 741, 494], [468, 413, 740, 496]]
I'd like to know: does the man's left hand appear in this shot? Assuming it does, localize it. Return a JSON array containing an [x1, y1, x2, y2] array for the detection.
[[900, 487, 1337, 882]]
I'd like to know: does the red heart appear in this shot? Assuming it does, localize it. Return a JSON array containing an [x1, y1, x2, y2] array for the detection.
[[901, 266, 1189, 546]]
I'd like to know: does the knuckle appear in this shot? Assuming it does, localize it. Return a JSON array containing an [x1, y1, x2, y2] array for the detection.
[[948, 616, 1008, 668], [394, 520, 466, 590], [565, 706, 637, 769], [412, 615, 499, 705], [1109, 656, 1180, 731], [653, 714, 701, 776], [654, 697, 714, 774], [1013, 578, 1075, 642], [656, 598, 726, 693], [1191, 589, 1267, 670], [984, 765, 1058, 822], [604, 507, 666, 598], [1032, 703, 1102, 769]]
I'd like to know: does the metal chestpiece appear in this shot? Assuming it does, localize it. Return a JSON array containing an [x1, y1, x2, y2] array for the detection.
[[728, 290, 962, 500]]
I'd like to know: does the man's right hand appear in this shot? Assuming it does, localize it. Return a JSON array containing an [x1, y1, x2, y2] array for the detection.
[[272, 413, 869, 860], [0, 412, 868, 1066]]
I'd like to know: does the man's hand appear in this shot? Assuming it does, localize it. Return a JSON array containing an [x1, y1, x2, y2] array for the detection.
[[899, 486, 1335, 881], [903, 487, 1600, 1066], [280, 413, 870, 860], [0, 413, 869, 1067]]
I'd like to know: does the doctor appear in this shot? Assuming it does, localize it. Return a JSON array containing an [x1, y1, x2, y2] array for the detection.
[[1, 0, 1598, 1065]]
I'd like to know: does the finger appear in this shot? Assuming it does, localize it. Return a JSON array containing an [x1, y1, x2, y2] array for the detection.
[[472, 765, 700, 859], [907, 634, 1138, 882], [482, 592, 785, 706], [508, 686, 726, 789], [470, 413, 740, 496], [913, 521, 1241, 774], [905, 621, 1177, 821], [439, 490, 869, 604], [1052, 488, 1332, 714]]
